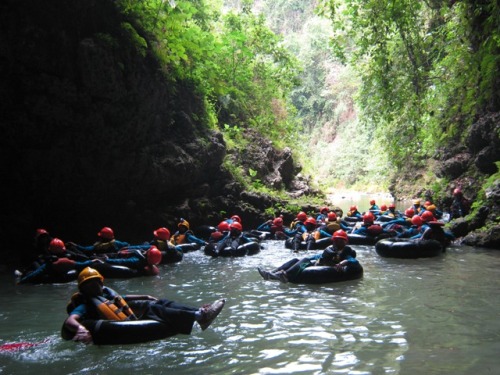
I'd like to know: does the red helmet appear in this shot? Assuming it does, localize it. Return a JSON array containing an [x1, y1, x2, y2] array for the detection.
[[370, 200, 376, 205], [421, 211, 435, 222], [363, 213, 375, 224], [231, 215, 241, 223], [35, 228, 49, 240], [154, 227, 170, 241], [305, 217, 317, 226], [350, 206, 357, 212], [146, 246, 162, 265], [411, 215, 423, 226], [297, 211, 307, 221], [218, 221, 230, 232], [405, 208, 415, 217], [230, 222, 243, 231], [380, 204, 388, 211], [389, 203, 396, 209], [49, 238, 66, 254], [332, 229, 348, 242], [98, 227, 114, 240], [320, 206, 329, 213], [453, 188, 462, 196], [273, 217, 283, 226], [327, 212, 337, 221], [424, 201, 432, 207]]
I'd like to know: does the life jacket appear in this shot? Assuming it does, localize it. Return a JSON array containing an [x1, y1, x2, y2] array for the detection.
[[326, 222, 340, 233], [67, 286, 137, 321], [93, 240, 117, 253], [153, 239, 169, 251], [170, 233, 187, 245], [301, 230, 316, 241], [289, 220, 304, 230]]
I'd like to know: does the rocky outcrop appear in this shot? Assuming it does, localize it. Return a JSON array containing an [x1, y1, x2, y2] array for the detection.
[[0, 0, 312, 263]]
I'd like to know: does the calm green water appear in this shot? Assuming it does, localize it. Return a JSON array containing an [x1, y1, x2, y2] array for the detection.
[[1, 241, 500, 375]]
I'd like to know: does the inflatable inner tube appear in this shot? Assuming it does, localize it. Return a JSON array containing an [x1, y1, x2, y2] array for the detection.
[[204, 241, 260, 257], [347, 232, 393, 246], [284, 237, 332, 251], [375, 238, 443, 258], [219, 242, 260, 257], [92, 264, 139, 279], [61, 300, 177, 345], [160, 250, 183, 264], [176, 243, 201, 252], [291, 265, 363, 284]]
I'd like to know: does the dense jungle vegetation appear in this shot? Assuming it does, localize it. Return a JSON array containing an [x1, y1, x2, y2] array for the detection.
[[115, 0, 498, 193]]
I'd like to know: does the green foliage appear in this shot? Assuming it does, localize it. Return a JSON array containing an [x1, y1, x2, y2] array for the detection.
[[318, 0, 500, 174]]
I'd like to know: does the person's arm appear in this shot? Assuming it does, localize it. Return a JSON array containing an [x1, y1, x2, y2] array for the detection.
[[65, 313, 93, 345]]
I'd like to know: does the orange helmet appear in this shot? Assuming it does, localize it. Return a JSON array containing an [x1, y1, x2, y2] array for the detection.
[[154, 227, 170, 241], [411, 215, 423, 226], [363, 213, 375, 224], [78, 267, 104, 287], [98, 227, 114, 240], [178, 219, 190, 229], [426, 204, 436, 212], [327, 212, 337, 221], [230, 222, 242, 232], [333, 229, 348, 242], [49, 238, 66, 254], [146, 246, 162, 265], [231, 215, 241, 223], [297, 211, 307, 221], [370, 200, 376, 205]]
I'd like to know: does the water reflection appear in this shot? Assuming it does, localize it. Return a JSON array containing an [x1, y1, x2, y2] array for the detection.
[[1, 242, 500, 374]]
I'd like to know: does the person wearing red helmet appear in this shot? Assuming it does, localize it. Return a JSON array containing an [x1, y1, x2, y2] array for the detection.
[[257, 229, 361, 283], [368, 199, 380, 213], [352, 212, 385, 237], [450, 187, 471, 219], [315, 206, 330, 224], [105, 246, 163, 276], [256, 216, 293, 240], [285, 216, 318, 251], [68, 227, 129, 255], [315, 212, 341, 239], [120, 227, 183, 265], [63, 267, 226, 345], [206, 221, 258, 257], [150, 228, 183, 264], [347, 205, 362, 219], [17, 238, 96, 284], [395, 215, 424, 239]]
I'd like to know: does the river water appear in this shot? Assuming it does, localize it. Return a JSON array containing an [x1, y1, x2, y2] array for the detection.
[[1, 240, 500, 375]]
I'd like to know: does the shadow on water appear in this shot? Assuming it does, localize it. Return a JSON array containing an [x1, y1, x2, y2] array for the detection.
[[1, 241, 500, 374]]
